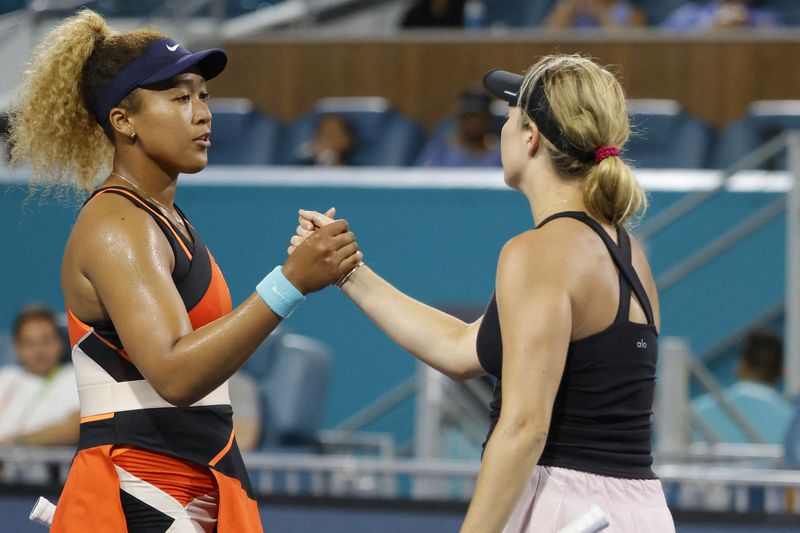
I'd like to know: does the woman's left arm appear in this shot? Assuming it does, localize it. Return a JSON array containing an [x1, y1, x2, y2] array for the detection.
[[461, 232, 573, 533]]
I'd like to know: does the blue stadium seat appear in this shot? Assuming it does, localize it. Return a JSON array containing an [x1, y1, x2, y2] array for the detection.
[[765, 0, 800, 25], [258, 333, 332, 448], [89, 0, 167, 17], [483, 0, 686, 27], [0, 0, 26, 15], [240, 325, 289, 380], [188, 0, 289, 18], [711, 100, 800, 170], [59, 0, 288, 18], [625, 99, 713, 168], [207, 98, 283, 165], [285, 97, 424, 167], [224, 0, 286, 18], [484, 0, 556, 27], [634, 0, 688, 26]]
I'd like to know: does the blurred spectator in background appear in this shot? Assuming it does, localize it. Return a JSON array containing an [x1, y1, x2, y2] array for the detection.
[[230, 371, 262, 452], [692, 328, 793, 444], [416, 87, 501, 167], [0, 111, 9, 164], [401, 0, 465, 28], [545, 0, 646, 30], [0, 306, 79, 446], [662, 0, 782, 31], [297, 114, 357, 167]]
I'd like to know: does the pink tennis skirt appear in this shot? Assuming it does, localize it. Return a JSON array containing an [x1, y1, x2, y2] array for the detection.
[[503, 465, 676, 533]]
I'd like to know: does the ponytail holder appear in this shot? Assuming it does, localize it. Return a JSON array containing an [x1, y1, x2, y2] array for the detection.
[[594, 145, 620, 165]]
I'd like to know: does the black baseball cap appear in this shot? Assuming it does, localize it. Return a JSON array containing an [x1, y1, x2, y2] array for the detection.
[[91, 38, 227, 125]]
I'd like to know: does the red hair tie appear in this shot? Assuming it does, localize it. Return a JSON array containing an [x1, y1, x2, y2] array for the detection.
[[594, 145, 619, 165]]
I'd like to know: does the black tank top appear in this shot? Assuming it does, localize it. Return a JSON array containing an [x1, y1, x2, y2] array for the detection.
[[476, 211, 658, 479]]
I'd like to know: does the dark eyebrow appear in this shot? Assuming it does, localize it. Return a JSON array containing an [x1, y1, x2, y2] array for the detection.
[[170, 78, 208, 89], [142, 77, 207, 92]]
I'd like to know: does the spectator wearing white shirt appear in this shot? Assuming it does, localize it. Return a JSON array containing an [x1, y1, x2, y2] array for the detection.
[[0, 306, 79, 446]]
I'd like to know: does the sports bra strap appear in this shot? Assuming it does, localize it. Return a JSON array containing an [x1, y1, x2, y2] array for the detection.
[[613, 227, 632, 324], [85, 186, 194, 260], [537, 211, 655, 326]]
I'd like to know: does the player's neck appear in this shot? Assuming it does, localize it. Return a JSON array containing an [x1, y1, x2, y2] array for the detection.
[[110, 153, 179, 207], [522, 170, 586, 226]]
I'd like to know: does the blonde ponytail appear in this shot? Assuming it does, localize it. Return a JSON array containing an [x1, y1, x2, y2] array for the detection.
[[518, 54, 647, 226], [9, 9, 166, 191], [584, 154, 647, 226]]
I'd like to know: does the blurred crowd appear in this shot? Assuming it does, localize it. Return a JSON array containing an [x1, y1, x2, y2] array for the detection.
[[401, 0, 785, 31]]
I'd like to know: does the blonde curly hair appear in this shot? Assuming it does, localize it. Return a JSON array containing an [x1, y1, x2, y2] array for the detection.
[[518, 54, 647, 227], [9, 9, 166, 191]]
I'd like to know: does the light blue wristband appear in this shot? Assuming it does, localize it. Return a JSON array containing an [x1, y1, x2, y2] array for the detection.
[[256, 266, 306, 318]]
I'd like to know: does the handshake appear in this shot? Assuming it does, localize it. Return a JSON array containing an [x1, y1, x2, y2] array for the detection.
[[281, 207, 363, 294]]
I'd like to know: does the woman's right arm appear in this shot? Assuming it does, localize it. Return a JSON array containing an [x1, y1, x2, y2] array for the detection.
[[293, 211, 486, 382], [73, 199, 360, 407]]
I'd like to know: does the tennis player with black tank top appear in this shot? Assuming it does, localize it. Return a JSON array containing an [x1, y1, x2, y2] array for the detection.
[[293, 54, 675, 532]]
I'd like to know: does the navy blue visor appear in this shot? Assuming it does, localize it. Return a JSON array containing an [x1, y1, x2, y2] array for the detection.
[[483, 68, 595, 163], [91, 38, 227, 125]]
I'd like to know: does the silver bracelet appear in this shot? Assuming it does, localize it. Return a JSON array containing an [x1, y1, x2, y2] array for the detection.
[[336, 262, 364, 288]]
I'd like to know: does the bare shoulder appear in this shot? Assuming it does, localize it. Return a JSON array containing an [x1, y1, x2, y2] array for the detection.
[[67, 192, 174, 276], [501, 218, 590, 264], [497, 224, 579, 287]]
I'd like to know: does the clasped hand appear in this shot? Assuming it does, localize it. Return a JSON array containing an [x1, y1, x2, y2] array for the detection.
[[281, 207, 362, 294], [283, 208, 364, 294]]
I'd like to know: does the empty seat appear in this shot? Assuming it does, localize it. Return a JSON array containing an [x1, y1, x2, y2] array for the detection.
[[258, 333, 332, 448], [636, 0, 690, 26], [484, 0, 556, 27], [763, 0, 800, 25], [0, 0, 26, 15], [207, 98, 283, 165], [224, 0, 287, 18], [240, 325, 288, 380], [89, 0, 168, 17], [186, 0, 289, 18], [712, 100, 800, 170], [625, 99, 713, 168], [285, 97, 424, 167]]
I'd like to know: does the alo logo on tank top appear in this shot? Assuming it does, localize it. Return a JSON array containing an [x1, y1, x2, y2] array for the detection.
[[637, 339, 648, 349]]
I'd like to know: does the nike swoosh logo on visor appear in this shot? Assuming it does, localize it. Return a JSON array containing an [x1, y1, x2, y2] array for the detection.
[[166, 43, 179, 51]]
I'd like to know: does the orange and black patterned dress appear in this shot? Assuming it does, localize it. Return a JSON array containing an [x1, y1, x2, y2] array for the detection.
[[51, 187, 261, 532]]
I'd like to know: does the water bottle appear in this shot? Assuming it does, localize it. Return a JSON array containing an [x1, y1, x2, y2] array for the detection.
[[464, 0, 486, 29]]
